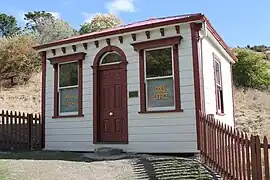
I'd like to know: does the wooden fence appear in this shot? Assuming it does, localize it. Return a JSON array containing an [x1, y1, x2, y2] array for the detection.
[[199, 112, 270, 180], [0, 110, 43, 151]]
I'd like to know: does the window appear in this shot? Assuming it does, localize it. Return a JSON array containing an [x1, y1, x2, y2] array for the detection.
[[214, 57, 224, 114], [131, 36, 182, 113], [50, 52, 85, 118], [145, 47, 175, 111], [59, 62, 78, 115], [100, 52, 122, 65]]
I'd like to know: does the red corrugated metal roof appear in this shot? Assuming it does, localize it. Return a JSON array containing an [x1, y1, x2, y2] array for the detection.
[[34, 13, 203, 50], [50, 13, 200, 43], [33, 13, 237, 61]]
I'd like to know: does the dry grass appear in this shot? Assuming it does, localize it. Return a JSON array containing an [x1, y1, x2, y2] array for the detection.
[[235, 88, 270, 139], [0, 73, 41, 114]]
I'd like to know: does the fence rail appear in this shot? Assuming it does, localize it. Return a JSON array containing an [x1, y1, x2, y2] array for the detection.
[[199, 112, 270, 180], [0, 110, 43, 151]]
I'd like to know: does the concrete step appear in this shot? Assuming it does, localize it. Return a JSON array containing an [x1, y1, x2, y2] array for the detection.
[[94, 147, 123, 156]]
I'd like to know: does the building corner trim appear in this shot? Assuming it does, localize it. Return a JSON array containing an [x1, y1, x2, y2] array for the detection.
[[41, 51, 46, 149]]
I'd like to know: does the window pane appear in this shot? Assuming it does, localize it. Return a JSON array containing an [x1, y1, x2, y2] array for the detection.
[[215, 61, 221, 85], [101, 53, 122, 64], [59, 62, 78, 87], [147, 78, 174, 108], [217, 86, 223, 111], [217, 91, 221, 110], [146, 48, 172, 78], [60, 87, 78, 113]]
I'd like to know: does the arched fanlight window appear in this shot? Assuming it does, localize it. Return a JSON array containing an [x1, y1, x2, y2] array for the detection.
[[100, 52, 122, 65]]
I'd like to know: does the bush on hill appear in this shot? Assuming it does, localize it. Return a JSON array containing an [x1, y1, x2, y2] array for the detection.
[[232, 48, 270, 90], [0, 35, 40, 86]]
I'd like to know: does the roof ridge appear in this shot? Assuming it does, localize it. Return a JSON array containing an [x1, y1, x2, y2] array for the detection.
[[70, 13, 204, 38], [155, 13, 203, 20], [113, 13, 203, 29]]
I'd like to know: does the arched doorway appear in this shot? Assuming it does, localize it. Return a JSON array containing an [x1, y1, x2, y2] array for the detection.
[[92, 46, 128, 144]]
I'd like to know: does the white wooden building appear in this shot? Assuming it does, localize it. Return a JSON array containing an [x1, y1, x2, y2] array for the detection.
[[34, 13, 236, 153]]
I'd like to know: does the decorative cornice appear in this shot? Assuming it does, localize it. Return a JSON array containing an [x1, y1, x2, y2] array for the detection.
[[106, 38, 111, 46], [72, 45, 76, 52], [145, 31, 150, 39], [61, 47, 66, 54], [131, 36, 183, 51], [175, 25, 180, 34], [83, 43, 88, 50], [51, 49, 56, 56], [131, 33, 136, 41], [118, 36, 123, 43], [160, 28, 165, 36], [49, 52, 86, 64], [94, 41, 99, 48]]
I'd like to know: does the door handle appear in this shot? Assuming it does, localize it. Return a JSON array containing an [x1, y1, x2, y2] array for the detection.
[[109, 112, 114, 116]]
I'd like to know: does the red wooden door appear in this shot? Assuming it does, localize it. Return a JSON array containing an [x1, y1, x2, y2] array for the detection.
[[98, 64, 127, 142]]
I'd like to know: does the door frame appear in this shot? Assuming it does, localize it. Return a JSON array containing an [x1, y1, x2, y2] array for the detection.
[[92, 45, 128, 144]]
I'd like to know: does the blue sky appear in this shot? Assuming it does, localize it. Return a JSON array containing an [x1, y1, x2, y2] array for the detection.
[[1, 0, 270, 47]]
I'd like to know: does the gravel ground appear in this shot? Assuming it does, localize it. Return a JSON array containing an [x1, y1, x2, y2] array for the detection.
[[1, 159, 135, 180], [0, 151, 217, 180]]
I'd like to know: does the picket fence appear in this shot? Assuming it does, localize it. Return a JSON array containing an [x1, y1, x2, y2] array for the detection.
[[199, 112, 270, 180], [0, 110, 43, 150]]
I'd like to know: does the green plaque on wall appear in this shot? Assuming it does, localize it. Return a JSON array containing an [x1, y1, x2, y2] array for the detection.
[[129, 91, 139, 98]]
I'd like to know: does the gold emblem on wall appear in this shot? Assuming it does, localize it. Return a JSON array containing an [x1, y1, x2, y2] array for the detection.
[[153, 85, 169, 100], [64, 95, 77, 106]]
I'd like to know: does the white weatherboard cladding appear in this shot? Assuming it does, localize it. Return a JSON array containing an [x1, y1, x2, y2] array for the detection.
[[44, 24, 198, 153], [201, 36, 234, 127]]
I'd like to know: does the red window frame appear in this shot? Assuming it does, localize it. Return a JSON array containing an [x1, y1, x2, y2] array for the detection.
[[131, 36, 183, 113], [49, 52, 86, 118], [213, 53, 224, 115]]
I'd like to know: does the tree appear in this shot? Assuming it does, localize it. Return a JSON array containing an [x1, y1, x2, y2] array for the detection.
[[247, 45, 269, 53], [24, 11, 53, 31], [232, 48, 270, 89], [0, 13, 20, 37], [24, 11, 75, 44], [79, 13, 122, 34], [0, 35, 41, 84]]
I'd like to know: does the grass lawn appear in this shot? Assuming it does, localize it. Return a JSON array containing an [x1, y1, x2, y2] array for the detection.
[[0, 160, 7, 180], [0, 151, 137, 180], [0, 151, 92, 180]]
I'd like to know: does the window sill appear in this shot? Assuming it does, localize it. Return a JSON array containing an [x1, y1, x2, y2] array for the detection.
[[52, 114, 84, 119], [216, 112, 225, 116], [138, 109, 184, 114]]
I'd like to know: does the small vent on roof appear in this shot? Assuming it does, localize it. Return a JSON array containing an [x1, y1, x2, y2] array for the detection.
[[148, 17, 155, 20]]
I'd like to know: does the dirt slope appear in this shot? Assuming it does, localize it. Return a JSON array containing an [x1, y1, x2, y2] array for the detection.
[[0, 73, 41, 114], [235, 88, 270, 139]]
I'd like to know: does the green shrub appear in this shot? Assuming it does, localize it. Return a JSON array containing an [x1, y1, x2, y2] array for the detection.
[[0, 34, 40, 85], [232, 48, 270, 90]]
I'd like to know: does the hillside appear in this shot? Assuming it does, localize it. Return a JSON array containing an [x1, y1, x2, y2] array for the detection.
[[0, 73, 41, 114], [0, 72, 269, 139], [234, 88, 270, 139]]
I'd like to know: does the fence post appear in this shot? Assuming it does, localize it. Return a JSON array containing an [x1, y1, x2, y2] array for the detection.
[[245, 133, 251, 180], [41, 113, 45, 149], [203, 113, 207, 163], [27, 114, 33, 150], [251, 135, 257, 180], [255, 136, 262, 180], [263, 136, 269, 180]]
